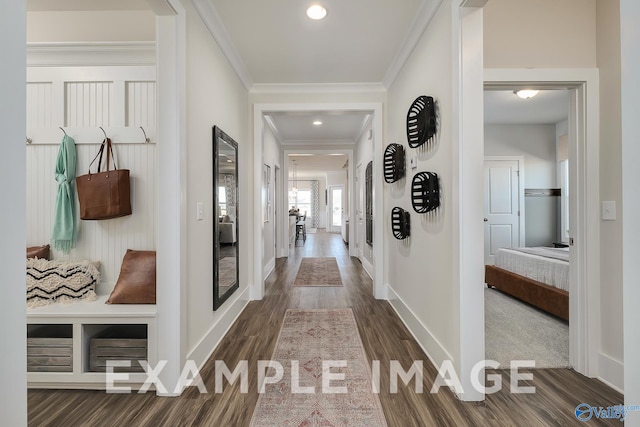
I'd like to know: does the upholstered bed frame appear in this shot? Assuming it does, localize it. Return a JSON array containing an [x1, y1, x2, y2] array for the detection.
[[485, 265, 569, 321]]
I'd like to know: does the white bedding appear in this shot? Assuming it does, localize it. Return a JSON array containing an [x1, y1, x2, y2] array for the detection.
[[494, 247, 569, 292]]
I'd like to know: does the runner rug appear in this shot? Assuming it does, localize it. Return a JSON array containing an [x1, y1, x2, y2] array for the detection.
[[293, 257, 343, 287], [249, 308, 387, 427]]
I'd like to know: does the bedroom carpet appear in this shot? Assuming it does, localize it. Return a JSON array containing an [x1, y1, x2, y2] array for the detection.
[[485, 288, 569, 368]]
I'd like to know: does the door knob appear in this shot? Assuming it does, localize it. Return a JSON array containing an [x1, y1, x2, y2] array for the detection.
[[484, 218, 488, 222]]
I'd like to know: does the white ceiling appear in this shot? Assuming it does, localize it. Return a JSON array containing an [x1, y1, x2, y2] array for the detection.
[[289, 154, 348, 177], [211, 0, 426, 84], [267, 112, 369, 144], [27, 0, 151, 11], [484, 90, 570, 125]]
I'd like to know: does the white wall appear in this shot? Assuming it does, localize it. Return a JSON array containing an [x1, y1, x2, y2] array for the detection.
[[485, 124, 557, 187], [484, 0, 597, 68], [386, 0, 457, 380], [621, 0, 640, 418], [485, 124, 558, 246], [0, 1, 27, 424], [27, 11, 156, 42], [183, 0, 249, 367], [596, 0, 624, 384]]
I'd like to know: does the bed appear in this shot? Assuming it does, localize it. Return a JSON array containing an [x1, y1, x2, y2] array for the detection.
[[485, 246, 569, 321]]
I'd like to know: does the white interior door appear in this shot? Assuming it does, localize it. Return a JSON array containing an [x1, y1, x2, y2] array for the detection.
[[356, 163, 364, 259], [328, 185, 344, 233], [484, 158, 522, 264]]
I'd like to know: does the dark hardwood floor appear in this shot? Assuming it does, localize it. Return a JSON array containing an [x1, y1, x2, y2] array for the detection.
[[28, 233, 623, 426]]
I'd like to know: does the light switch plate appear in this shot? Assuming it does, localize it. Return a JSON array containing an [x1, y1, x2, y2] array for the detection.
[[409, 156, 418, 170], [602, 201, 616, 221], [196, 202, 204, 221]]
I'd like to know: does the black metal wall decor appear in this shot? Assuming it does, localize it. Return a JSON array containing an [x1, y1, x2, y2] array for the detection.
[[383, 143, 405, 183], [365, 161, 373, 245], [411, 172, 440, 213], [391, 207, 411, 240], [406, 95, 436, 148]]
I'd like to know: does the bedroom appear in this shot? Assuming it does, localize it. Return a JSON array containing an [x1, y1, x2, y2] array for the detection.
[[483, 88, 571, 368]]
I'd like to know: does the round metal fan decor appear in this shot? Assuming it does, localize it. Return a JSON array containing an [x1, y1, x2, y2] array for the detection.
[[406, 95, 436, 148]]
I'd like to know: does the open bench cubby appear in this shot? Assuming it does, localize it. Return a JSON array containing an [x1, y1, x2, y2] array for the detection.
[[26, 294, 157, 390]]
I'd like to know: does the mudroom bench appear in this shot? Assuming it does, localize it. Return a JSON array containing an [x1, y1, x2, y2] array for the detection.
[[27, 294, 157, 390]]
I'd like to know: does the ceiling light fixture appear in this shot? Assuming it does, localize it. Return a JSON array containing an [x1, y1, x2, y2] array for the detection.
[[307, 5, 327, 20], [313, 120, 323, 126], [514, 89, 539, 99]]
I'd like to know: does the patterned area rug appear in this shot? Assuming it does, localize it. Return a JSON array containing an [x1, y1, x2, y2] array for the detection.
[[293, 257, 343, 287], [249, 309, 387, 427]]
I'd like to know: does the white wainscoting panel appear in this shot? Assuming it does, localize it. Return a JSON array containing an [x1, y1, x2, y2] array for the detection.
[[65, 81, 112, 128], [26, 82, 53, 129], [126, 81, 156, 128], [27, 142, 157, 292]]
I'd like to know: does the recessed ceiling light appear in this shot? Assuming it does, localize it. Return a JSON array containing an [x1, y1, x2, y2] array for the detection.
[[514, 89, 539, 99], [307, 5, 327, 20], [313, 120, 323, 126]]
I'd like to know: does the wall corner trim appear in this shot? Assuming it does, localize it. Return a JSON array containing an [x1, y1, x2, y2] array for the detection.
[[382, 0, 442, 89], [186, 288, 250, 371], [598, 352, 624, 394], [387, 285, 454, 373], [191, 0, 254, 90]]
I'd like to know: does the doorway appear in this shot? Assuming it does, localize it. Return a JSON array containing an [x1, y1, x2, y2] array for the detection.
[[484, 69, 601, 377], [254, 103, 385, 301], [327, 185, 344, 234]]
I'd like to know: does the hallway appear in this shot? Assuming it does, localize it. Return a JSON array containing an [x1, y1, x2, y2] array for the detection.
[[28, 233, 622, 426]]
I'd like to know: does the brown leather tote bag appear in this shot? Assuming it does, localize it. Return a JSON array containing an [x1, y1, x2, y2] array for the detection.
[[76, 138, 132, 220]]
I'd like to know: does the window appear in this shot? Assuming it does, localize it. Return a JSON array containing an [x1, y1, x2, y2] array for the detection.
[[218, 186, 227, 217], [289, 190, 311, 219]]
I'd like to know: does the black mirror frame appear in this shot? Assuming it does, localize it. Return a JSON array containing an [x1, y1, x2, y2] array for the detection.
[[213, 125, 239, 310]]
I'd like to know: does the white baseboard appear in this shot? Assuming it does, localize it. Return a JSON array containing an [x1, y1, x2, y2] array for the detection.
[[186, 288, 249, 371], [386, 285, 453, 372], [263, 257, 276, 280], [598, 352, 624, 393], [360, 256, 374, 280]]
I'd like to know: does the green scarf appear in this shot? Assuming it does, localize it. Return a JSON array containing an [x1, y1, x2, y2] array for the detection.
[[51, 134, 77, 253]]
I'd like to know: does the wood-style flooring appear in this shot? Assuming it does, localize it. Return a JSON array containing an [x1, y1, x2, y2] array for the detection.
[[28, 233, 623, 426]]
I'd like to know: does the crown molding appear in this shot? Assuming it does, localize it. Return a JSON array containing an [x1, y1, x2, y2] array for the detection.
[[192, 0, 253, 90], [382, 0, 443, 89], [263, 115, 284, 145], [27, 42, 156, 67], [250, 82, 387, 95], [354, 114, 373, 142], [280, 139, 356, 147]]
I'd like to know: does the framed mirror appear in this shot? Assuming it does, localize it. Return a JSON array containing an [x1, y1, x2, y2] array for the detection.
[[213, 126, 239, 310]]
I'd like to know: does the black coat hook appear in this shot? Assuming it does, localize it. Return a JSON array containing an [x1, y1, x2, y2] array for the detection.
[[99, 127, 107, 139], [59, 127, 67, 136], [140, 126, 150, 143]]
